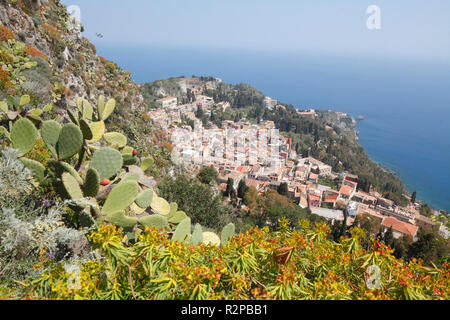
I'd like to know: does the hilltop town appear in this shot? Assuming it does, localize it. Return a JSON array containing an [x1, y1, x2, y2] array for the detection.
[[146, 77, 448, 242]]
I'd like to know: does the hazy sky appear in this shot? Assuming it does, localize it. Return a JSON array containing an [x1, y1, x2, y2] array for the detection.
[[61, 0, 450, 62]]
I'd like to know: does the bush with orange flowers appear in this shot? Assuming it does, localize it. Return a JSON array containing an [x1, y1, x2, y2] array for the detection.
[[10, 219, 448, 300], [26, 45, 48, 60], [0, 25, 15, 43]]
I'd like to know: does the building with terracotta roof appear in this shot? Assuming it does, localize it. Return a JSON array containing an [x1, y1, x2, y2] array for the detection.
[[381, 216, 419, 240], [339, 185, 355, 199]]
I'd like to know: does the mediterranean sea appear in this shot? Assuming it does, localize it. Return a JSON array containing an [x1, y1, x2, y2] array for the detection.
[[95, 44, 450, 211]]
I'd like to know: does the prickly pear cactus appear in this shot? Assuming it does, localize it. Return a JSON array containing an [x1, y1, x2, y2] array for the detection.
[[88, 121, 105, 143], [41, 120, 61, 156], [104, 132, 127, 148], [172, 217, 191, 242], [20, 158, 46, 184], [101, 98, 116, 121], [56, 123, 83, 160], [84, 168, 100, 197], [122, 146, 134, 155], [62, 172, 84, 200], [191, 224, 203, 246], [139, 215, 168, 230], [10, 118, 37, 155], [220, 223, 235, 246], [122, 154, 137, 166], [47, 160, 83, 184], [97, 96, 105, 120], [79, 119, 93, 140], [140, 158, 154, 172], [150, 196, 171, 216], [102, 180, 139, 215], [90, 147, 123, 180], [105, 211, 138, 229], [168, 211, 188, 224], [135, 189, 154, 209]]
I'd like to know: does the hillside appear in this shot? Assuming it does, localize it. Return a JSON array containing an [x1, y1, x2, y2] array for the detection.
[[0, 0, 172, 168]]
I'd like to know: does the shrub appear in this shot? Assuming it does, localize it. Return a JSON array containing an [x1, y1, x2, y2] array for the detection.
[[16, 223, 450, 300], [26, 45, 48, 60], [0, 25, 15, 43]]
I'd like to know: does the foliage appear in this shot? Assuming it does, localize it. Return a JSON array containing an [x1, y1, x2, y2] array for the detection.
[[157, 175, 229, 231], [197, 166, 218, 185], [11, 223, 449, 300]]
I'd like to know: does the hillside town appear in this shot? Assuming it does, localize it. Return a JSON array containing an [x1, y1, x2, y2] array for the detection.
[[147, 78, 448, 242]]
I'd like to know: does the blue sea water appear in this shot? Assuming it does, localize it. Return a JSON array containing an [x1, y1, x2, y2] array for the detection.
[[96, 44, 450, 211]]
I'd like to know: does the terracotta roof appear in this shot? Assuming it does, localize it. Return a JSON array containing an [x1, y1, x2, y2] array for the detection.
[[382, 216, 418, 238], [309, 173, 318, 180], [339, 185, 354, 197]]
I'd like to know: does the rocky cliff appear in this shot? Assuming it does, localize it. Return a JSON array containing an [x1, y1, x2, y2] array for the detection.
[[0, 0, 168, 156]]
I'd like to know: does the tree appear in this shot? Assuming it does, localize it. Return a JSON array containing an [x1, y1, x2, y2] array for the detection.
[[411, 191, 417, 204], [195, 105, 204, 119], [224, 178, 234, 198], [392, 235, 413, 259], [383, 227, 395, 247], [354, 214, 381, 236], [197, 166, 218, 185], [157, 176, 229, 230], [407, 229, 449, 266], [277, 182, 289, 198], [244, 187, 259, 210], [237, 179, 249, 199]]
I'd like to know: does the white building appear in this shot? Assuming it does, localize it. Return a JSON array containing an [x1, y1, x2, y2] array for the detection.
[[156, 96, 178, 109]]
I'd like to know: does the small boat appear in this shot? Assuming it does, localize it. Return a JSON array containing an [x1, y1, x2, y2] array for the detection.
[[357, 115, 365, 121]]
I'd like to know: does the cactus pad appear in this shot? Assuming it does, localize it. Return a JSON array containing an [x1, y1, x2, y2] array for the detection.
[[168, 211, 187, 224], [84, 168, 100, 197], [172, 217, 191, 242], [62, 172, 83, 199], [90, 147, 123, 180], [47, 160, 83, 184], [97, 96, 105, 120], [191, 224, 203, 246], [101, 98, 116, 121], [150, 196, 171, 216], [202, 232, 221, 247], [122, 146, 134, 155], [20, 158, 45, 184], [139, 215, 168, 230], [41, 120, 61, 156], [82, 100, 94, 120], [102, 180, 139, 215], [0, 101, 8, 113], [220, 223, 235, 246], [88, 121, 105, 143], [104, 132, 127, 148], [122, 154, 137, 166], [79, 119, 93, 140], [135, 189, 154, 209], [140, 158, 154, 172], [19, 95, 30, 106], [10, 118, 37, 155], [105, 211, 138, 229], [56, 123, 83, 160]]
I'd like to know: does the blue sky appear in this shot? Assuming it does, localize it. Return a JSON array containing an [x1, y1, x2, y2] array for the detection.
[[61, 0, 450, 62]]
